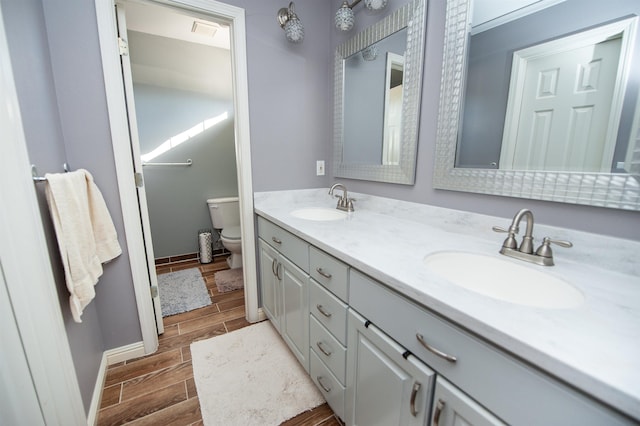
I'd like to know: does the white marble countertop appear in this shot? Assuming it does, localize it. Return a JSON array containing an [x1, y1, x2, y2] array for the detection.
[[254, 188, 640, 421]]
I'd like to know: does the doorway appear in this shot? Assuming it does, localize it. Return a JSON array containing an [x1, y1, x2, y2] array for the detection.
[[95, 0, 259, 354]]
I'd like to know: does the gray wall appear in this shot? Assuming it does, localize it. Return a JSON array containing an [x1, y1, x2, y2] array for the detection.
[[457, 0, 640, 169], [331, 0, 640, 241], [134, 84, 238, 258], [1, 0, 141, 412]]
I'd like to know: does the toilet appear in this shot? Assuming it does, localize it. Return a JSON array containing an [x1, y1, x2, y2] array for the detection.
[[206, 197, 243, 269]]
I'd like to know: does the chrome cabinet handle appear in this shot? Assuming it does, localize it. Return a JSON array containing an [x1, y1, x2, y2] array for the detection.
[[409, 381, 421, 416], [433, 399, 445, 426], [276, 262, 282, 281], [316, 304, 332, 318], [271, 258, 277, 276], [316, 267, 332, 279], [271, 236, 282, 244], [416, 333, 457, 363], [317, 376, 331, 393], [316, 341, 332, 357]]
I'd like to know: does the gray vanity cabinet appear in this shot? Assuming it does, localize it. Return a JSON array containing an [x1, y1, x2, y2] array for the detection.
[[346, 309, 435, 426], [308, 246, 350, 420], [430, 378, 505, 426], [257, 218, 310, 372]]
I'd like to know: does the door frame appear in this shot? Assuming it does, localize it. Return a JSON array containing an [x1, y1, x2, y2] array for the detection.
[[95, 0, 259, 354], [500, 17, 637, 171]]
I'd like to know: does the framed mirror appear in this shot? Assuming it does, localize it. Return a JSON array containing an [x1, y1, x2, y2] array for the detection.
[[434, 0, 640, 210], [333, 0, 426, 184]]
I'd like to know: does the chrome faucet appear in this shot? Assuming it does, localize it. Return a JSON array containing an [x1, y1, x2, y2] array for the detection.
[[493, 209, 572, 266], [328, 183, 355, 212]]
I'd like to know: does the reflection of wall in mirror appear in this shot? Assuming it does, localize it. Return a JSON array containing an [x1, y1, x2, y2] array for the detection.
[[455, 0, 640, 172], [342, 29, 407, 165]]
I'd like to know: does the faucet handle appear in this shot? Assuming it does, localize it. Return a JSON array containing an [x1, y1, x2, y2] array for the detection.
[[535, 237, 573, 258], [492, 226, 518, 249]]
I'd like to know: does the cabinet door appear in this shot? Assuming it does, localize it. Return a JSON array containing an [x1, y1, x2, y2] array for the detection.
[[430, 378, 505, 426], [346, 310, 435, 426], [280, 256, 310, 372], [259, 239, 280, 329]]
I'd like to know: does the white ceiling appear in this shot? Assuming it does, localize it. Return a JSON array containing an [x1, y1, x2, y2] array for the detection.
[[124, 1, 230, 50]]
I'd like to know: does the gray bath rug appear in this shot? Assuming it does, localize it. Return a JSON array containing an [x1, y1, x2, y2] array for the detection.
[[214, 268, 244, 293], [158, 268, 211, 317]]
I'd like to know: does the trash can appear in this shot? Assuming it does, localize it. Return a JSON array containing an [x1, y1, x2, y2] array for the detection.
[[198, 229, 213, 264]]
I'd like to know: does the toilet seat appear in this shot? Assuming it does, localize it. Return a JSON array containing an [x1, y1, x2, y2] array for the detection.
[[221, 225, 241, 240]]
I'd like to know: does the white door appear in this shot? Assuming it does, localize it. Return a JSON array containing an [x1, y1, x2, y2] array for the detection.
[[501, 34, 624, 172], [115, 3, 164, 333]]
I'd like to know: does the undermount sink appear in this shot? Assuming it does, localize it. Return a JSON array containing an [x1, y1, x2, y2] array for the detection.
[[423, 252, 584, 309], [290, 207, 348, 221]]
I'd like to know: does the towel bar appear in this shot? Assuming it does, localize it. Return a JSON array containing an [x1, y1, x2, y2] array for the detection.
[[142, 159, 193, 167], [32, 163, 70, 182]]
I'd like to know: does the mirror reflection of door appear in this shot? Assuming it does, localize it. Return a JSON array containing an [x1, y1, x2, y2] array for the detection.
[[500, 31, 625, 172], [383, 52, 404, 165]]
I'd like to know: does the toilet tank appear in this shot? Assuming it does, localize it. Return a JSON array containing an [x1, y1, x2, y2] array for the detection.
[[207, 197, 240, 229]]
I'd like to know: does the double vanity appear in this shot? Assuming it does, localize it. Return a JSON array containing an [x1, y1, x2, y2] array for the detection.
[[254, 188, 640, 425]]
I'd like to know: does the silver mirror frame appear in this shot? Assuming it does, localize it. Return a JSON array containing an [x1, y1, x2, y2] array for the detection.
[[333, 0, 426, 185], [433, 0, 640, 210]]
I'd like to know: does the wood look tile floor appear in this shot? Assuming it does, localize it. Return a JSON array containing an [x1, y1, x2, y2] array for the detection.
[[97, 256, 341, 426]]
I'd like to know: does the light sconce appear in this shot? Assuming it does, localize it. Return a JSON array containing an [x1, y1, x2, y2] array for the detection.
[[335, 0, 388, 32], [277, 2, 304, 43]]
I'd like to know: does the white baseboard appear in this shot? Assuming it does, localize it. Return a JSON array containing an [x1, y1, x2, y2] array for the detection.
[[86, 341, 147, 426], [106, 341, 146, 365], [87, 353, 107, 426], [256, 307, 267, 322]]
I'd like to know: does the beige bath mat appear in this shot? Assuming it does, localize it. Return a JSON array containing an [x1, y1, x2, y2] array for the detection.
[[191, 321, 324, 425]]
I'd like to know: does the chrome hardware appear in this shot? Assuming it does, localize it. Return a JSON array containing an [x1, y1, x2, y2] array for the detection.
[[271, 236, 282, 245], [316, 267, 332, 279], [316, 341, 332, 356], [409, 381, 421, 416], [433, 399, 445, 426], [317, 376, 331, 393], [271, 258, 278, 276], [416, 333, 457, 363], [493, 209, 572, 266], [535, 237, 573, 266], [276, 262, 283, 281], [328, 183, 355, 212], [316, 304, 332, 318]]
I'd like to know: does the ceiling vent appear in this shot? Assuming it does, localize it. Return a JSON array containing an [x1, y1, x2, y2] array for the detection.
[[191, 21, 219, 37]]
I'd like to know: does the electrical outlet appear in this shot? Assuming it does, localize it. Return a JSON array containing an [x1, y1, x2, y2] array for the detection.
[[316, 160, 325, 176]]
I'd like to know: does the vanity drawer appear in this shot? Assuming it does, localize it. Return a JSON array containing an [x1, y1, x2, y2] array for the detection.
[[310, 350, 345, 421], [310, 279, 348, 345], [349, 269, 634, 426], [257, 216, 309, 272], [309, 246, 349, 301], [310, 314, 347, 384]]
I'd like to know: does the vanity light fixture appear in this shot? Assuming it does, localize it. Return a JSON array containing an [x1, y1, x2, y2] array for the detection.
[[277, 2, 304, 43], [335, 0, 388, 32]]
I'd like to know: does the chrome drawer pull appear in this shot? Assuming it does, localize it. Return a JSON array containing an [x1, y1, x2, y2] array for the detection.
[[316, 341, 332, 357], [316, 267, 332, 279], [271, 236, 282, 244], [316, 304, 332, 318], [433, 399, 445, 426], [416, 333, 457, 363], [317, 376, 331, 393], [409, 381, 421, 416]]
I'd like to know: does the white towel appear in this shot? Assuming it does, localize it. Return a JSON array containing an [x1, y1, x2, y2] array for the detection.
[[44, 169, 122, 323]]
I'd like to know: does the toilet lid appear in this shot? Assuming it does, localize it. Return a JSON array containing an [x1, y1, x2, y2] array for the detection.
[[221, 226, 241, 240]]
